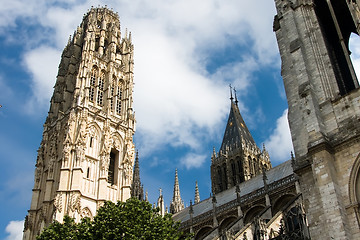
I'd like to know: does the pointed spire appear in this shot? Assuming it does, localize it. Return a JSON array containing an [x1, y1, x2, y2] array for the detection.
[[234, 87, 238, 105], [131, 151, 144, 200], [229, 84, 234, 101], [170, 169, 184, 214], [194, 181, 200, 204]]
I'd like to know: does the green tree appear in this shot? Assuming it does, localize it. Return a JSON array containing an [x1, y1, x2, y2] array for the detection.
[[37, 198, 191, 240]]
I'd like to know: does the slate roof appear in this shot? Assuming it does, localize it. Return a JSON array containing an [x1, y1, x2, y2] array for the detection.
[[173, 160, 294, 223], [220, 101, 256, 153]]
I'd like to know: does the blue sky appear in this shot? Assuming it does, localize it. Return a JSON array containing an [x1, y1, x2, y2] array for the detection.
[[1, 1, 360, 239]]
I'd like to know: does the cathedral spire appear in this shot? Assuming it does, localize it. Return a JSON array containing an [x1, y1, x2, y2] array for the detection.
[[131, 151, 144, 200], [194, 181, 200, 204], [234, 87, 238, 105], [170, 169, 184, 214], [229, 84, 234, 101], [219, 97, 256, 153]]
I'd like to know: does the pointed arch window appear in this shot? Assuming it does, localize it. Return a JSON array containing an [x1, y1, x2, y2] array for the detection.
[[97, 71, 105, 106], [89, 67, 97, 102]]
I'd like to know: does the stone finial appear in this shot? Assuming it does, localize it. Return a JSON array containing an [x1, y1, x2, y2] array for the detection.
[[195, 181, 200, 204], [291, 151, 296, 169], [212, 193, 217, 204], [262, 168, 268, 192], [189, 200, 194, 215]]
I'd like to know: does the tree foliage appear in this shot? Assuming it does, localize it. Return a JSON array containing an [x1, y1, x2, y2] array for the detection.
[[37, 198, 191, 240]]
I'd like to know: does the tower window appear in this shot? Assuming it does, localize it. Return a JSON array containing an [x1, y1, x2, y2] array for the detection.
[[97, 72, 105, 106], [108, 150, 119, 185], [110, 77, 116, 112], [89, 68, 97, 102], [231, 161, 237, 185], [95, 37, 100, 51], [116, 85, 122, 115], [86, 167, 90, 178]]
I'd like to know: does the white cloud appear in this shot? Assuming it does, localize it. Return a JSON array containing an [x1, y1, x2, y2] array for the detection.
[[5, 220, 24, 240], [23, 46, 61, 113], [265, 109, 294, 164], [180, 153, 207, 169]]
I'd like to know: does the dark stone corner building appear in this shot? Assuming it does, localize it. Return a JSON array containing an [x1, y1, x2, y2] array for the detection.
[[172, 1, 360, 239], [23, 1, 360, 240]]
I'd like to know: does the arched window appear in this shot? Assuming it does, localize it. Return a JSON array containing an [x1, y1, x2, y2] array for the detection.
[[97, 71, 105, 106], [89, 67, 97, 102], [116, 81, 122, 115]]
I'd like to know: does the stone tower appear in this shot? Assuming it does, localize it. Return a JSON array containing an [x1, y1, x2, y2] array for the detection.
[[23, 7, 135, 240], [170, 169, 185, 214], [273, 0, 360, 239], [211, 91, 271, 194]]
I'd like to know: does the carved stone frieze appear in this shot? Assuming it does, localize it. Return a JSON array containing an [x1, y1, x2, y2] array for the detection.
[[54, 193, 63, 213], [69, 192, 81, 212]]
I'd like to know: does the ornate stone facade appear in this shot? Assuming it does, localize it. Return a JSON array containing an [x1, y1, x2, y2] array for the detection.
[[23, 7, 136, 240]]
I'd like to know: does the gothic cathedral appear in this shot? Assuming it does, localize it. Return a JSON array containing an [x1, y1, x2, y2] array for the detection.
[[23, 7, 136, 240]]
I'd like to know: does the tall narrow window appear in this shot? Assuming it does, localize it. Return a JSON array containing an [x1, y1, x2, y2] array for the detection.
[[237, 157, 245, 183], [108, 152, 116, 185], [231, 161, 237, 186], [89, 68, 97, 102], [97, 72, 105, 106], [223, 164, 228, 190], [116, 83, 122, 115], [110, 76, 116, 112], [217, 166, 223, 191]]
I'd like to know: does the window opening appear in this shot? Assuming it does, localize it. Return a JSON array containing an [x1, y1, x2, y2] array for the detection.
[[97, 72, 105, 106], [349, 33, 360, 79], [86, 167, 90, 178], [89, 68, 97, 102], [116, 84, 122, 115], [231, 161, 237, 185], [110, 77, 116, 112], [108, 151, 116, 185], [314, 0, 359, 95]]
